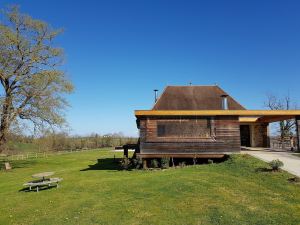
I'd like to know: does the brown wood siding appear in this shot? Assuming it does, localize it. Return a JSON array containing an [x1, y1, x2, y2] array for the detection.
[[138, 116, 241, 155]]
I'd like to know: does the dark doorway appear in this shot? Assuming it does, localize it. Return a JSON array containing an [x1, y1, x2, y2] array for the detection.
[[240, 125, 251, 147]]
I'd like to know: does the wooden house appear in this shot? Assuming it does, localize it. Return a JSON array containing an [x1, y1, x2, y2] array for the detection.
[[134, 85, 300, 160]]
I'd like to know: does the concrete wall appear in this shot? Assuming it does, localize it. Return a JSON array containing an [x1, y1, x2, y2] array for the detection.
[[250, 123, 269, 147]]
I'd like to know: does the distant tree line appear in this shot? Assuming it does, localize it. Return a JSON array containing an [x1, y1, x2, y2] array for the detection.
[[6, 132, 138, 153]]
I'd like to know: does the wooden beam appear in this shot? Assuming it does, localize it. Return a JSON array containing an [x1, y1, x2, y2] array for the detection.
[[257, 115, 296, 123], [239, 117, 259, 123], [136, 153, 226, 158], [135, 110, 300, 117]]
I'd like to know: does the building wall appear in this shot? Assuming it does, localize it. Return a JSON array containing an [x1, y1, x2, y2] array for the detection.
[[250, 123, 269, 147], [138, 116, 241, 155], [295, 116, 300, 150]]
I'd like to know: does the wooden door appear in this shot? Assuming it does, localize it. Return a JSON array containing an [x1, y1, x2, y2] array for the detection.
[[240, 125, 251, 147]]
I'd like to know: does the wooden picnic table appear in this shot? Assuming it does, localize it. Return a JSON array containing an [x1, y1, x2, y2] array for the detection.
[[32, 172, 54, 181], [24, 172, 62, 192]]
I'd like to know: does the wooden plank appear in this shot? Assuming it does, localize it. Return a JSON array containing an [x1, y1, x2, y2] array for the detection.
[[137, 153, 226, 158], [239, 117, 259, 123], [139, 116, 241, 154], [257, 115, 295, 123]]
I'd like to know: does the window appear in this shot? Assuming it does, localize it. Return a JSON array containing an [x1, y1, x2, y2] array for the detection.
[[157, 124, 166, 137], [157, 119, 212, 138]]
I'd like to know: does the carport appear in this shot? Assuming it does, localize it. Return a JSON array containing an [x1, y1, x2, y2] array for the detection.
[[238, 110, 300, 150]]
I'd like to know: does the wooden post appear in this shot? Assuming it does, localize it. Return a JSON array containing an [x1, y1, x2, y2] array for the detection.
[[143, 159, 147, 169], [124, 147, 128, 158], [296, 116, 300, 151], [4, 162, 11, 170]]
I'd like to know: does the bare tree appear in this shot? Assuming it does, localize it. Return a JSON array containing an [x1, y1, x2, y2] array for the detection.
[[0, 6, 73, 151], [264, 93, 297, 140]]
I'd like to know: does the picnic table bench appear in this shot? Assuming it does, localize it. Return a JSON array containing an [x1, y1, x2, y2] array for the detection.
[[23, 172, 63, 192], [23, 178, 63, 192]]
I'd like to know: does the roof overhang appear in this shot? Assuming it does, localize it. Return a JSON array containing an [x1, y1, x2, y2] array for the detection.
[[135, 110, 300, 123]]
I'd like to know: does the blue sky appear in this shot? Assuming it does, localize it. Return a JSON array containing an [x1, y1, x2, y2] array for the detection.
[[1, 0, 300, 136]]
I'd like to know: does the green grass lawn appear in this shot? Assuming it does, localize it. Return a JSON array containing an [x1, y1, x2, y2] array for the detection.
[[293, 153, 300, 157], [1, 149, 300, 225]]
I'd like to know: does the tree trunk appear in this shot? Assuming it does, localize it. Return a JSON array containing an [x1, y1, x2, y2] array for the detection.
[[0, 115, 9, 152], [0, 96, 12, 152]]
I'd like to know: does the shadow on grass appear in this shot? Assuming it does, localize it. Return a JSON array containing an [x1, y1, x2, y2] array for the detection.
[[19, 185, 57, 193], [80, 158, 121, 171], [81, 156, 231, 172], [288, 177, 300, 183], [255, 167, 274, 173]]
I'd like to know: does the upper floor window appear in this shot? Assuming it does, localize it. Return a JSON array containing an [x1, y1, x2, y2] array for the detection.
[[157, 118, 211, 138]]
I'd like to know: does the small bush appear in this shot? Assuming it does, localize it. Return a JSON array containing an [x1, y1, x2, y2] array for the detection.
[[121, 157, 129, 170], [208, 159, 214, 164], [131, 158, 143, 169], [150, 159, 159, 168], [193, 157, 197, 165], [179, 161, 186, 167], [269, 159, 284, 171], [161, 157, 170, 169], [288, 177, 300, 183]]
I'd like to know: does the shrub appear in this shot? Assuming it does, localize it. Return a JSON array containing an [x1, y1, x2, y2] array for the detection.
[[150, 159, 159, 168], [179, 161, 186, 167], [161, 157, 170, 169], [132, 158, 143, 169], [193, 157, 197, 165], [269, 159, 284, 171], [208, 159, 214, 164], [121, 157, 129, 170], [131, 158, 137, 169]]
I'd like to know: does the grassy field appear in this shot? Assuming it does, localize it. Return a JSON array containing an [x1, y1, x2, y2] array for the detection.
[[1, 149, 300, 225], [7, 141, 40, 153], [293, 153, 300, 157]]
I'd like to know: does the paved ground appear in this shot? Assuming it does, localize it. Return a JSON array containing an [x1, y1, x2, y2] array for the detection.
[[242, 148, 300, 177]]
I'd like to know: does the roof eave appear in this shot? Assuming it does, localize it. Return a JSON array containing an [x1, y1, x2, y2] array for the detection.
[[135, 110, 300, 117]]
